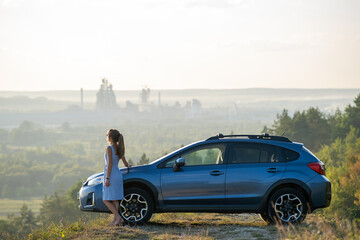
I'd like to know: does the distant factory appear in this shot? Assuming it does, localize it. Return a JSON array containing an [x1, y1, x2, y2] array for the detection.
[[96, 78, 117, 109], [92, 78, 202, 116]]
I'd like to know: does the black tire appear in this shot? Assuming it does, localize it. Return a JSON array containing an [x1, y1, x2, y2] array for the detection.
[[119, 187, 154, 225], [268, 188, 308, 224], [259, 212, 273, 224]]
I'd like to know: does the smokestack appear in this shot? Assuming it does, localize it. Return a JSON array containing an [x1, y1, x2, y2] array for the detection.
[[158, 92, 161, 106], [80, 88, 84, 109]]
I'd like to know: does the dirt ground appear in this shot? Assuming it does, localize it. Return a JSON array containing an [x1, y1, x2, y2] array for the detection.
[[147, 213, 279, 240], [72, 213, 279, 240]]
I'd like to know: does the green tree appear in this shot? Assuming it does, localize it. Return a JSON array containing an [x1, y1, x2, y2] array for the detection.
[[127, 158, 134, 166], [273, 109, 292, 137], [328, 108, 348, 140], [261, 125, 274, 135], [6, 204, 38, 238], [271, 107, 331, 151], [38, 192, 77, 225], [138, 153, 150, 165], [38, 180, 102, 226], [344, 93, 360, 132], [317, 128, 360, 219], [66, 179, 84, 208], [0, 219, 16, 239]]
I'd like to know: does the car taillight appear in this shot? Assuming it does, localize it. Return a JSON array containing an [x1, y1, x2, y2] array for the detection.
[[308, 162, 325, 175]]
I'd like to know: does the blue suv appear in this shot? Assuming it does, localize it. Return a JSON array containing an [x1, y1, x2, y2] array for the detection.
[[78, 133, 331, 225]]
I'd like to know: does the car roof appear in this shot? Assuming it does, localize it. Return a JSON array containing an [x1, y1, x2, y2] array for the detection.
[[204, 138, 303, 149], [206, 133, 291, 142]]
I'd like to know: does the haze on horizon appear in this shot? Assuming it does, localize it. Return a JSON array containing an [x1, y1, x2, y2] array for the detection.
[[0, 0, 359, 91]]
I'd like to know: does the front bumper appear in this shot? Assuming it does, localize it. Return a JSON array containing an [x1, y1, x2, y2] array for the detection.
[[78, 183, 109, 213]]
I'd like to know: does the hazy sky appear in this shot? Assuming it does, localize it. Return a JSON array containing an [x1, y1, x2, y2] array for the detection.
[[0, 0, 359, 91]]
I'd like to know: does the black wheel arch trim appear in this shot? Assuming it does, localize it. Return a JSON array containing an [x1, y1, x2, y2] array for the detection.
[[260, 178, 312, 211], [123, 178, 159, 207]]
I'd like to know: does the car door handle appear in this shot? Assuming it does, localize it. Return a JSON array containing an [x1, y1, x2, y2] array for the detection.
[[210, 170, 224, 176], [267, 168, 280, 173]]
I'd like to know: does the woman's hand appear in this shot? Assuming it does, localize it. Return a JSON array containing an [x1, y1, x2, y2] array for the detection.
[[125, 165, 132, 174], [105, 178, 110, 187]]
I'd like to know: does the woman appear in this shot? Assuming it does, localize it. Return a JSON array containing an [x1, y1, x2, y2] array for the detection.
[[103, 129, 131, 226]]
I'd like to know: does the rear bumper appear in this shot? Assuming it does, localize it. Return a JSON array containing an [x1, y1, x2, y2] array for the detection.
[[308, 175, 331, 211], [324, 180, 331, 208]]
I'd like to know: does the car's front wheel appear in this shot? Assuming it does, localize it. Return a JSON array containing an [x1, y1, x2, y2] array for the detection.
[[268, 188, 308, 224], [120, 187, 154, 225]]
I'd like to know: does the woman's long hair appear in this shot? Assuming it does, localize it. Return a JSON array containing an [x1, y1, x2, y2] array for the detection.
[[108, 129, 125, 158]]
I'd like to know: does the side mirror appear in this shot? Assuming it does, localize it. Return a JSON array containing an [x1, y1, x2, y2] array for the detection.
[[173, 158, 185, 172]]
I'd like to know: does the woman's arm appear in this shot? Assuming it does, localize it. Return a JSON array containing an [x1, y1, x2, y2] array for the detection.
[[121, 156, 131, 168], [105, 146, 113, 186]]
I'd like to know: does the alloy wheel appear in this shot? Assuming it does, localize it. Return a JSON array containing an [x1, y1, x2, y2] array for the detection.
[[120, 193, 148, 222], [274, 193, 303, 222]]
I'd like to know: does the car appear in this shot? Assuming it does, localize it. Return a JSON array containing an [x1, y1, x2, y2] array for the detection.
[[78, 133, 331, 225]]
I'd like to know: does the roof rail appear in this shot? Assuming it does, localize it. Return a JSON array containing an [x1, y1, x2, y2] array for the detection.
[[206, 133, 292, 142]]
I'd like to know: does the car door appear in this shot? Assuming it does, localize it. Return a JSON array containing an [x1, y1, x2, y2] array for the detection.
[[225, 142, 286, 206], [160, 143, 227, 206]]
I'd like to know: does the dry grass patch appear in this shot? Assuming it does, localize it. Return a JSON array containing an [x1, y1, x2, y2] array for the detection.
[[151, 213, 268, 227], [277, 214, 360, 240], [30, 213, 279, 240]]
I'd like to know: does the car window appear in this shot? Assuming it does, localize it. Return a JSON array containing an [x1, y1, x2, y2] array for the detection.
[[164, 144, 226, 167], [183, 147, 223, 166], [164, 156, 178, 168], [281, 147, 300, 162], [230, 143, 280, 164], [233, 146, 259, 163]]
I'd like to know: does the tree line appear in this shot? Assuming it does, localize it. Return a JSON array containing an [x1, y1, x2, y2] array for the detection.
[[263, 94, 360, 152]]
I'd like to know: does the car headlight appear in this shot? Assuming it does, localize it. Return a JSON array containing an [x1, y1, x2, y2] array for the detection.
[[87, 176, 103, 186]]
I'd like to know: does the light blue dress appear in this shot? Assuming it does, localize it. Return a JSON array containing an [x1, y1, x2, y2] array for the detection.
[[103, 145, 124, 201]]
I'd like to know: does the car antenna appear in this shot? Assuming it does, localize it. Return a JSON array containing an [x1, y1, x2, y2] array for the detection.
[[282, 131, 286, 136]]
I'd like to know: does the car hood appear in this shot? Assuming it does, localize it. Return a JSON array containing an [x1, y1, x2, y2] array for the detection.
[[86, 165, 148, 181], [86, 172, 104, 181]]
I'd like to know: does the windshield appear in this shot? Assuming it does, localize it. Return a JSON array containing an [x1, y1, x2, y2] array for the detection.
[[149, 141, 201, 165]]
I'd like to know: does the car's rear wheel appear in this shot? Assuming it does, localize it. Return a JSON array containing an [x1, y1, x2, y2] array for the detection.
[[120, 187, 153, 225], [268, 188, 308, 224]]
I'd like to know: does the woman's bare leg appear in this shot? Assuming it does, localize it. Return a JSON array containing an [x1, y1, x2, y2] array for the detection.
[[103, 200, 121, 225], [111, 200, 121, 224], [114, 200, 119, 212], [113, 200, 123, 224]]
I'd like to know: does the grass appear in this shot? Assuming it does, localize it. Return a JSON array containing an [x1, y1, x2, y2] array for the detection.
[[0, 197, 43, 219], [17, 210, 360, 240], [277, 214, 360, 240], [29, 213, 278, 240]]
